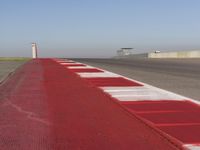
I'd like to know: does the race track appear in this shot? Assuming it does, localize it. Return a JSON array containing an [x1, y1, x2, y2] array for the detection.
[[75, 58, 200, 100]]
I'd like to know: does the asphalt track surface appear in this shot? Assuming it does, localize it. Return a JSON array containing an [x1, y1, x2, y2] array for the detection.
[[0, 59, 183, 150], [0, 61, 25, 83], [74, 58, 200, 101]]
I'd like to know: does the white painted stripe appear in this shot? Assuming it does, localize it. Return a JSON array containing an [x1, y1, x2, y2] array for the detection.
[[67, 66, 94, 69], [184, 144, 200, 150], [101, 86, 186, 101], [78, 72, 120, 78], [111, 95, 185, 101], [101, 86, 149, 91], [107, 90, 158, 96], [113, 94, 152, 97], [104, 87, 149, 92], [60, 62, 81, 65], [105, 89, 148, 92], [56, 60, 74, 63]]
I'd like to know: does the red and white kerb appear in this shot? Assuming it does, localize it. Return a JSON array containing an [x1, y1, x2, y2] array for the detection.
[[54, 58, 200, 150]]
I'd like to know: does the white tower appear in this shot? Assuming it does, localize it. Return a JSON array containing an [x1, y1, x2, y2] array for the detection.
[[32, 43, 38, 58]]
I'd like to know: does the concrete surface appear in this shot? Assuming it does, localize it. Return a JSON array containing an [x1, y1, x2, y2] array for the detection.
[[0, 61, 26, 83], [74, 58, 200, 100], [114, 53, 148, 59], [149, 50, 200, 58]]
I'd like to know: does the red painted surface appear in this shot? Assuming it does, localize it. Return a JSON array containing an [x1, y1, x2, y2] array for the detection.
[[121, 100, 200, 145], [59, 61, 75, 63], [61, 64, 86, 66], [122, 100, 200, 112], [85, 77, 143, 87], [159, 125, 200, 144], [139, 111, 200, 124], [69, 68, 104, 72], [0, 59, 181, 150]]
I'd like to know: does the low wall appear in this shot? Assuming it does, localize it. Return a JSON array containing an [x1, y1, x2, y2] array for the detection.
[[148, 50, 200, 58], [114, 53, 148, 59]]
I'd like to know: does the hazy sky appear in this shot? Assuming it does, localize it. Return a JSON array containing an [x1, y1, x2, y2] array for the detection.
[[0, 0, 200, 58]]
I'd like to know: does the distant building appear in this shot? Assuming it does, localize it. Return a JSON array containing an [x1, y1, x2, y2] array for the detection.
[[117, 48, 133, 56], [154, 50, 161, 53]]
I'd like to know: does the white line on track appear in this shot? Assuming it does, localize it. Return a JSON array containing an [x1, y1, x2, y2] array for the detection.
[[60, 62, 81, 65], [78, 72, 120, 78], [102, 86, 187, 101], [184, 144, 200, 150], [67, 66, 94, 69]]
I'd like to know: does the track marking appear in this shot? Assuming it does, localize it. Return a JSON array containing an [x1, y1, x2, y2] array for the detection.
[[155, 123, 200, 127], [55, 59, 200, 150], [67, 66, 94, 69], [78, 72, 120, 78], [60, 62, 82, 65], [101, 86, 186, 101], [184, 144, 200, 150]]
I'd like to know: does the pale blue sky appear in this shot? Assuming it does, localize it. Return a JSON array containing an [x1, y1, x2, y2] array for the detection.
[[0, 0, 200, 58]]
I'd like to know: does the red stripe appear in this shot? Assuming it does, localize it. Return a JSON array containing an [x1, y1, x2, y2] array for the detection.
[[156, 123, 200, 127], [69, 68, 104, 72], [85, 77, 143, 87], [122, 100, 200, 112], [59, 61, 75, 63], [120, 100, 200, 144], [62, 64, 86, 66], [159, 125, 200, 144]]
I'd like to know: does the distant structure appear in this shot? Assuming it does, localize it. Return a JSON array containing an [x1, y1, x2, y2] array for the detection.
[[117, 48, 133, 56], [149, 50, 200, 58], [32, 43, 38, 58]]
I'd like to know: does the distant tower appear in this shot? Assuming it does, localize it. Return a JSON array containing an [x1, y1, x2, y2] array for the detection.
[[32, 43, 38, 58]]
